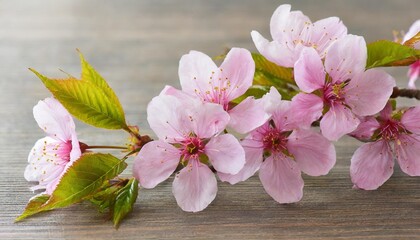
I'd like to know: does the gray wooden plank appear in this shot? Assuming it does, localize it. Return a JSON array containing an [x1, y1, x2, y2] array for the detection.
[[1, 0, 419, 239]]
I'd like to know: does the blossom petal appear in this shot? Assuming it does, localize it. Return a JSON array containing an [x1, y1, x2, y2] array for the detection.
[[33, 97, 76, 142], [251, 31, 296, 68], [270, 4, 311, 49], [205, 134, 245, 175], [320, 103, 360, 141], [311, 17, 348, 58], [219, 48, 255, 101], [287, 129, 336, 176], [259, 154, 304, 203], [395, 134, 420, 176], [401, 106, 420, 135], [147, 95, 188, 142], [228, 97, 270, 134], [402, 20, 420, 44], [294, 47, 326, 93], [172, 161, 217, 212], [218, 146, 263, 184], [380, 102, 393, 120], [350, 140, 394, 190], [148, 94, 229, 141], [271, 101, 292, 130], [46, 177, 65, 194], [69, 133, 81, 162], [289, 93, 324, 129], [160, 87, 231, 138], [269, 4, 292, 41], [133, 140, 180, 188], [179, 50, 218, 97], [262, 86, 283, 114], [344, 69, 395, 116], [159, 85, 194, 101], [349, 116, 380, 140], [190, 101, 230, 139], [325, 35, 367, 83], [407, 61, 420, 89], [25, 137, 68, 191]]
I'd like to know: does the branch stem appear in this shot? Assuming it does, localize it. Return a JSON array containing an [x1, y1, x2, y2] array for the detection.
[[391, 87, 420, 100], [84, 145, 128, 150]]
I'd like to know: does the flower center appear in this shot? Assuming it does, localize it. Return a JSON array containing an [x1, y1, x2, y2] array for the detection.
[[192, 68, 235, 110], [323, 82, 346, 106], [180, 136, 204, 159], [56, 141, 73, 162], [262, 128, 288, 153], [378, 119, 403, 141]]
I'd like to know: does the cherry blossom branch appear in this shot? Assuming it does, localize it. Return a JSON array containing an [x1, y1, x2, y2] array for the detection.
[[391, 87, 420, 100], [79, 142, 129, 151], [84, 145, 128, 150], [122, 149, 142, 160]]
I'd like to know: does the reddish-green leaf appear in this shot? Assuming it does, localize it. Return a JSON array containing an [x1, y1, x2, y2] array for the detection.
[[15, 194, 49, 222], [30, 52, 128, 130], [78, 51, 125, 119], [251, 53, 298, 100], [403, 31, 420, 48], [30, 69, 128, 130], [366, 40, 420, 69], [252, 52, 295, 84]]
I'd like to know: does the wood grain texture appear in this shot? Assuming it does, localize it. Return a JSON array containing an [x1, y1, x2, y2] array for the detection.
[[1, 0, 419, 239]]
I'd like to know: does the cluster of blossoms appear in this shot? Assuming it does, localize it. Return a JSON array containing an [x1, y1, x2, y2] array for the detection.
[[129, 5, 419, 211], [24, 4, 420, 215]]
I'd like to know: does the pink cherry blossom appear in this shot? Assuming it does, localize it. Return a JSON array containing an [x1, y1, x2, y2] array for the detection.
[[133, 90, 245, 212], [402, 20, 420, 89], [292, 35, 396, 141], [219, 88, 336, 203], [407, 60, 420, 89], [252, 4, 347, 68], [351, 104, 420, 190], [24, 98, 81, 195], [178, 48, 270, 134]]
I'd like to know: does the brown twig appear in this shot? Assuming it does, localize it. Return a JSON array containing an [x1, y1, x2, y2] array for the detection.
[[391, 87, 420, 100]]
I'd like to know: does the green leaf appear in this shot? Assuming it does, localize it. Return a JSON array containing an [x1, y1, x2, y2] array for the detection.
[[88, 178, 139, 228], [251, 53, 298, 100], [366, 40, 420, 69], [232, 85, 271, 104], [89, 179, 128, 213], [89, 180, 127, 213], [16, 153, 127, 221], [252, 52, 295, 84], [112, 178, 139, 228], [78, 51, 125, 117], [15, 194, 49, 222], [30, 69, 128, 130]]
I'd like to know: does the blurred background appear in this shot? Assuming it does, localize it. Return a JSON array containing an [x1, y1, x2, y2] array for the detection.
[[0, 0, 418, 130], [0, 0, 419, 238]]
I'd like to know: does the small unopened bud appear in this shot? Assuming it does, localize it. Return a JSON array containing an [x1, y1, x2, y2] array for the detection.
[[126, 125, 153, 152]]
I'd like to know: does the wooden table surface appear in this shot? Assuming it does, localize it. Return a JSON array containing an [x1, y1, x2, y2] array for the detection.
[[1, 0, 419, 239]]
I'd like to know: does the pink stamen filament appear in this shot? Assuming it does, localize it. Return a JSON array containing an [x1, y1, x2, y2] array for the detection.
[[193, 68, 232, 110], [261, 127, 288, 153], [378, 119, 405, 141], [180, 136, 205, 161], [323, 81, 346, 106]]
